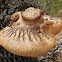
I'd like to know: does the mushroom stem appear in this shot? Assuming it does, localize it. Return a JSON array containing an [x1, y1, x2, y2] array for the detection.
[[21, 7, 44, 24]]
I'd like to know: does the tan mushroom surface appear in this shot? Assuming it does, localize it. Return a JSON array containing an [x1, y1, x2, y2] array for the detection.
[[43, 14, 62, 35], [0, 7, 62, 57]]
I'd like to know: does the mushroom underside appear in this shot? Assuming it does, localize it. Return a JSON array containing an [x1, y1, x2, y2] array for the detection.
[[0, 26, 56, 57]]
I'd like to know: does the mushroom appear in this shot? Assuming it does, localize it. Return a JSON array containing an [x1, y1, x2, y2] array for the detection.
[[0, 7, 61, 57]]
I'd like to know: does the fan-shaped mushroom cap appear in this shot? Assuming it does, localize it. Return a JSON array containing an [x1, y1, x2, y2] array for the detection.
[[0, 26, 56, 57], [0, 7, 56, 57]]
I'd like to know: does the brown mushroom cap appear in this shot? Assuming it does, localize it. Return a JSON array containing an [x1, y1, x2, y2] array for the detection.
[[21, 7, 44, 24], [0, 7, 57, 57]]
